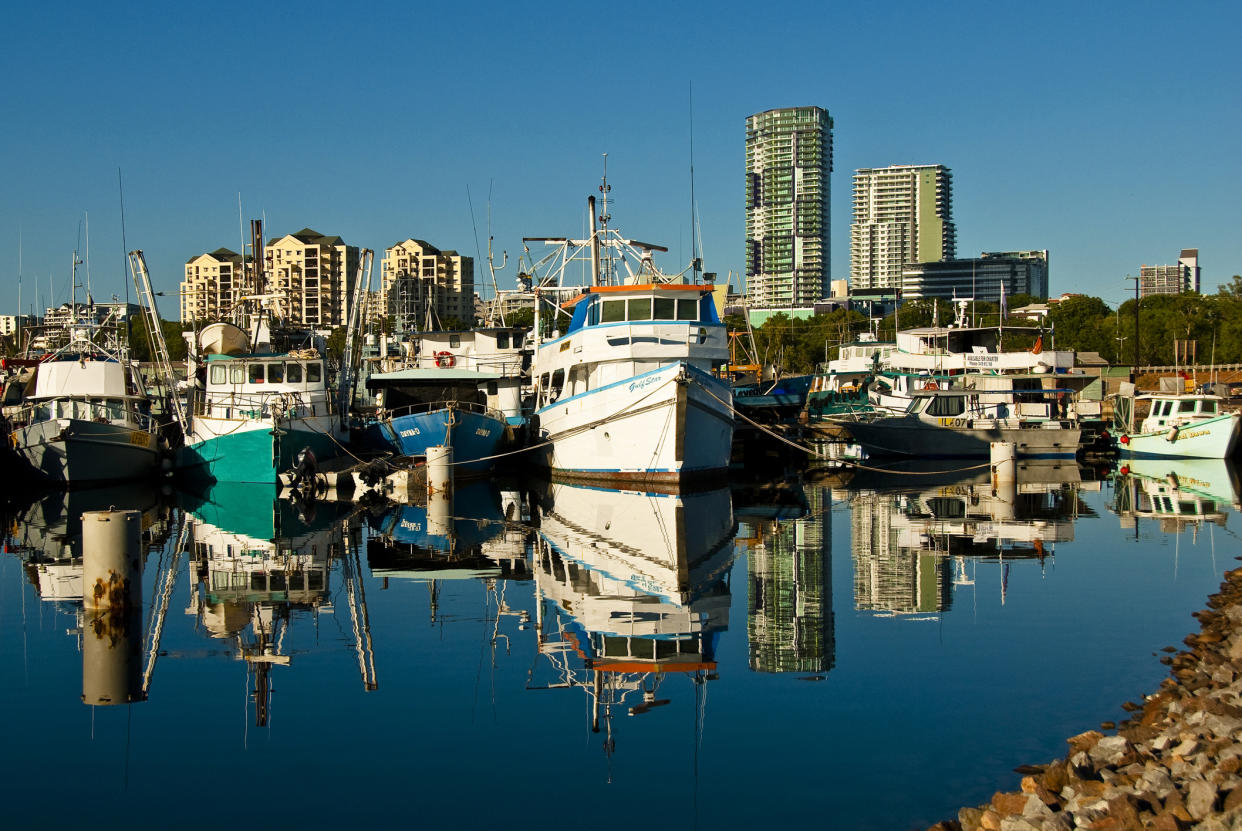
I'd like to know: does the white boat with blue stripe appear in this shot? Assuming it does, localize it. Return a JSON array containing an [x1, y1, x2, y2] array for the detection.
[[525, 186, 733, 488]]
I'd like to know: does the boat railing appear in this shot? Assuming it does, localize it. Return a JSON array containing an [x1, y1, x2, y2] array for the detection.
[[376, 399, 506, 423], [193, 390, 334, 420], [9, 398, 161, 433]]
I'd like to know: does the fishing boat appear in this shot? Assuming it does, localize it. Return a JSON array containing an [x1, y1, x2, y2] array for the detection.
[[1112, 389, 1240, 459], [357, 327, 527, 473], [869, 299, 1077, 413], [525, 182, 733, 487], [805, 331, 895, 420], [828, 375, 1082, 459], [178, 322, 345, 484], [8, 318, 163, 486]]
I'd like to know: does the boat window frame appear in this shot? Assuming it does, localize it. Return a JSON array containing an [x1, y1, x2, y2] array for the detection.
[[627, 297, 652, 321], [307, 362, 323, 384], [600, 299, 626, 323], [248, 363, 265, 384], [267, 362, 284, 383], [676, 297, 698, 321], [286, 362, 303, 384], [1178, 400, 1197, 414], [209, 364, 228, 386], [653, 297, 676, 320]]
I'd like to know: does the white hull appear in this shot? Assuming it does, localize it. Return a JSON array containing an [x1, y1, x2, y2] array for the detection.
[[1119, 412, 1240, 459], [533, 362, 733, 486]]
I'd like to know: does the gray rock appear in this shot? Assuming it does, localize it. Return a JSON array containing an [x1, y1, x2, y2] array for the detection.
[[1142, 766, 1177, 798], [1205, 713, 1242, 737], [1172, 738, 1202, 756], [999, 818, 1043, 831], [1021, 793, 1055, 819], [1188, 779, 1221, 820]]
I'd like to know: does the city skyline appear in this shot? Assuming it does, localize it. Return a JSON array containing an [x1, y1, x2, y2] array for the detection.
[[2, 1, 1238, 318]]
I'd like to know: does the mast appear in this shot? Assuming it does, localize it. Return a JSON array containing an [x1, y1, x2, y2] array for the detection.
[[588, 195, 600, 287]]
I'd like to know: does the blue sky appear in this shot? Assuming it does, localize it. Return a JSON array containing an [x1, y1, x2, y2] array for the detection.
[[2, 0, 1238, 317]]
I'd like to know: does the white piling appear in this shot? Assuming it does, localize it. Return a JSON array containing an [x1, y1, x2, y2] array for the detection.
[[81, 509, 144, 705], [990, 441, 1018, 520], [426, 446, 453, 538]]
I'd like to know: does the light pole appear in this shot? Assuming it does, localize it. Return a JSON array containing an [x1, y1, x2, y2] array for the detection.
[[1125, 274, 1140, 369]]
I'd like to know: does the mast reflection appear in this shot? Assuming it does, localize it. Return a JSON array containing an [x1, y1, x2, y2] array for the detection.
[[183, 485, 364, 724]]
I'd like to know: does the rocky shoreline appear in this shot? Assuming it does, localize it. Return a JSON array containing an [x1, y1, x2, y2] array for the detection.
[[930, 563, 1242, 831]]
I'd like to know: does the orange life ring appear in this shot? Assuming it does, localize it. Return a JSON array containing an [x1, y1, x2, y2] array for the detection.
[[923, 380, 938, 391], [435, 351, 455, 369]]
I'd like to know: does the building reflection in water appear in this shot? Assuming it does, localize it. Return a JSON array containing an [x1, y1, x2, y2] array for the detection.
[[183, 484, 367, 724], [530, 482, 736, 763], [735, 481, 834, 675], [846, 461, 1090, 616]]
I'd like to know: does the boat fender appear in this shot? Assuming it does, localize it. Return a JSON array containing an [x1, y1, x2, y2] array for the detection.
[[435, 351, 455, 368], [1119, 434, 1130, 445], [923, 380, 938, 391], [1166, 425, 1179, 442]]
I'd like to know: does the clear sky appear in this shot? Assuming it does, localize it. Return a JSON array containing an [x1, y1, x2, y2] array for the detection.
[[2, 0, 1238, 317]]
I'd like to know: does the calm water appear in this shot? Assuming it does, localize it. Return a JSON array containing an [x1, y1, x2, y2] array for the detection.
[[3, 458, 1239, 830]]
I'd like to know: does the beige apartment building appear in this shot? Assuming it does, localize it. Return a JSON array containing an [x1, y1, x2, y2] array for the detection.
[[182, 248, 244, 323], [265, 229, 359, 328], [182, 230, 359, 328], [381, 239, 475, 331]]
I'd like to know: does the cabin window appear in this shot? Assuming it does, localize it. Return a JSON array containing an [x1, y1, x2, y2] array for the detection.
[[549, 369, 565, 401], [248, 364, 265, 384], [209, 365, 227, 385], [497, 332, 510, 349], [267, 363, 284, 383], [627, 298, 652, 321], [653, 297, 676, 319], [512, 332, 524, 348], [449, 335, 461, 348], [229, 365, 245, 384], [1202, 400, 1217, 414], [486, 381, 498, 395], [307, 363, 322, 383], [677, 298, 698, 320], [927, 395, 965, 417], [286, 363, 303, 383], [1178, 400, 1197, 414], [601, 299, 625, 323]]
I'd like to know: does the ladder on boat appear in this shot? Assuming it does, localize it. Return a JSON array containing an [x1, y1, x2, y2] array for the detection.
[[337, 248, 374, 425], [127, 249, 188, 430]]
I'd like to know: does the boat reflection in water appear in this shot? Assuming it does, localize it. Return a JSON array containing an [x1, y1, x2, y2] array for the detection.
[[182, 484, 370, 724], [5, 485, 174, 705], [365, 479, 532, 627], [530, 482, 736, 760], [734, 481, 835, 675], [1112, 458, 1242, 535], [844, 460, 1091, 617]]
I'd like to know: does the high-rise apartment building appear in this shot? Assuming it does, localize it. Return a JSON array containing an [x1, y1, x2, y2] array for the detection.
[[1139, 248, 1200, 297], [265, 229, 359, 328], [381, 239, 475, 331], [851, 164, 956, 292], [182, 248, 244, 323], [745, 106, 833, 308]]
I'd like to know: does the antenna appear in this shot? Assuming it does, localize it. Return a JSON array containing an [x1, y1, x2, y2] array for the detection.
[[689, 81, 701, 283]]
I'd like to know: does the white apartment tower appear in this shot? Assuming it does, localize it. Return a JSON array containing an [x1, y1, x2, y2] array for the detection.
[[381, 239, 475, 331], [745, 106, 833, 308], [851, 164, 956, 292]]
